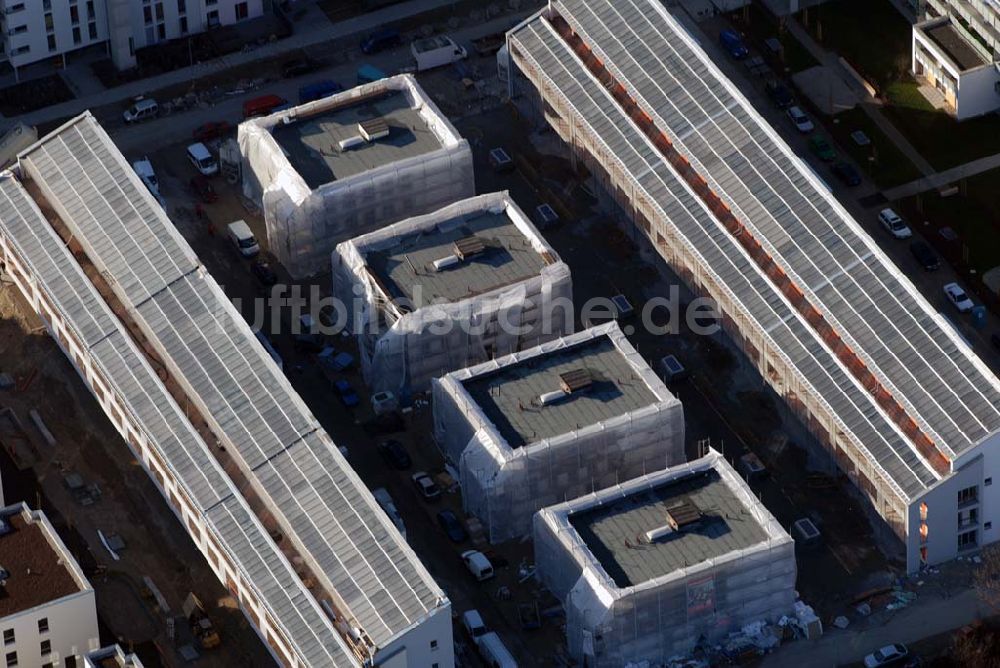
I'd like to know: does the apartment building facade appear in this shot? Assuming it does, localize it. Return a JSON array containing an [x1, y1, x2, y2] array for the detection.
[[912, 0, 1000, 118], [0, 0, 266, 75], [0, 504, 101, 668]]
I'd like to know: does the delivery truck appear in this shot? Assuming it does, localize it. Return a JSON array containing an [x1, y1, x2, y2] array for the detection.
[[411, 35, 467, 71]]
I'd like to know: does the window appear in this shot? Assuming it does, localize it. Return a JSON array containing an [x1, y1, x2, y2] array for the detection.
[[12, 45, 30, 56], [959, 508, 979, 528], [430, 640, 438, 650], [155, 2, 163, 21], [959, 529, 978, 550], [2, 630, 13, 646], [72, 26, 81, 44], [70, 5, 79, 23], [47, 34, 56, 51], [143, 6, 152, 23], [207, 9, 219, 26], [987, 477, 993, 487], [179, 16, 188, 34], [10, 25, 26, 35], [44, 13, 54, 31], [39, 640, 50, 656], [37, 618, 48, 634], [157, 23, 165, 40], [5, 651, 16, 667], [235, 2, 249, 20], [88, 21, 97, 40], [178, 0, 186, 13], [958, 485, 979, 507], [87, 1, 95, 20], [7, 4, 24, 13]]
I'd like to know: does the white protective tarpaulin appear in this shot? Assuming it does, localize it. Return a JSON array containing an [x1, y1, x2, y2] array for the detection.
[[432, 322, 685, 542], [240, 74, 474, 277], [533, 450, 797, 667], [333, 192, 573, 399]]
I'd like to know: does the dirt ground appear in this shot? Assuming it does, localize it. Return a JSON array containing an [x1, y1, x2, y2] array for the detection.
[[0, 283, 274, 666]]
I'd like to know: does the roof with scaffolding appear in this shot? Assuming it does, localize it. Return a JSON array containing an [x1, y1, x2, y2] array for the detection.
[[462, 328, 660, 448], [510, 0, 1000, 499], [14, 112, 446, 654]]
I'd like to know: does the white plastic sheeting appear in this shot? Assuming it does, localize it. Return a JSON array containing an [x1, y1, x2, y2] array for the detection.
[[333, 192, 573, 398], [240, 74, 474, 277], [533, 450, 796, 666], [433, 323, 684, 542]]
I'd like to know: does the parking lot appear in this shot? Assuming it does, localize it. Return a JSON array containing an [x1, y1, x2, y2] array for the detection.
[[5, 3, 999, 666]]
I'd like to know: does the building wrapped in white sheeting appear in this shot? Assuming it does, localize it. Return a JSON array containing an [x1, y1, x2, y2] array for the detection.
[[433, 322, 684, 543], [533, 449, 796, 666], [240, 74, 474, 277], [333, 191, 572, 399]]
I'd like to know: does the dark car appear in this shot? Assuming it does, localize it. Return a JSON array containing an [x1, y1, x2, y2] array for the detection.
[[189, 175, 218, 203], [831, 161, 861, 186], [378, 439, 412, 470], [909, 241, 939, 271], [764, 81, 793, 108], [436, 509, 468, 542], [251, 259, 278, 286], [361, 28, 402, 54], [192, 121, 231, 143], [281, 58, 319, 79], [719, 29, 749, 59]]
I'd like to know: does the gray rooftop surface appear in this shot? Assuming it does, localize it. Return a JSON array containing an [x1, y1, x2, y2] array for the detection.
[[271, 90, 442, 188], [463, 335, 658, 448], [509, 16, 941, 497], [569, 468, 768, 587], [924, 21, 989, 70], [368, 209, 549, 303]]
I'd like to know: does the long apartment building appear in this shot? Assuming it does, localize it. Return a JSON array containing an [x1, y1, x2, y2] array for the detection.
[[0, 112, 452, 667], [0, 0, 265, 75], [506, 0, 1000, 573]]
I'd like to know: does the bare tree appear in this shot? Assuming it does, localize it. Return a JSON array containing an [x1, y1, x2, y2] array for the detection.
[[974, 544, 1000, 611]]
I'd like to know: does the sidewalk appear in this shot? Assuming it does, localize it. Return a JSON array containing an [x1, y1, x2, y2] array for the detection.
[[12, 0, 461, 127], [883, 150, 1000, 200]]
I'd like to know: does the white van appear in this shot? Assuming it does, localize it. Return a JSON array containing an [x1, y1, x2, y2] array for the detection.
[[411, 35, 468, 71], [372, 487, 406, 540], [461, 550, 494, 581], [187, 142, 219, 176], [132, 157, 159, 195], [461, 609, 488, 644], [227, 220, 259, 258], [123, 97, 158, 123], [477, 632, 517, 668]]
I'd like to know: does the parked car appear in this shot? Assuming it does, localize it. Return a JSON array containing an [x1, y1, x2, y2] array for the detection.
[[189, 175, 218, 203], [251, 259, 277, 286], [944, 282, 975, 313], [192, 121, 231, 143], [436, 509, 468, 542], [809, 135, 836, 161], [909, 241, 939, 271], [227, 219, 259, 257], [334, 379, 360, 408], [411, 471, 441, 501], [461, 550, 495, 581], [123, 97, 158, 123], [878, 208, 912, 239], [377, 439, 412, 470], [461, 609, 488, 643], [831, 161, 861, 186], [298, 79, 343, 104], [243, 94, 288, 118], [186, 142, 218, 176], [786, 106, 814, 133], [361, 28, 402, 54], [719, 29, 749, 59], [132, 157, 160, 198], [281, 58, 319, 78], [863, 643, 908, 668], [765, 80, 794, 108]]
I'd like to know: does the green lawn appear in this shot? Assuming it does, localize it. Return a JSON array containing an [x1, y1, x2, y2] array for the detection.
[[825, 107, 922, 188], [883, 96, 1000, 170], [899, 168, 1000, 275], [799, 0, 912, 88]]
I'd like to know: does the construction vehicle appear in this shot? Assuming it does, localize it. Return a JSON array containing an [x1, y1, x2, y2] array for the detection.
[[183, 593, 220, 650]]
